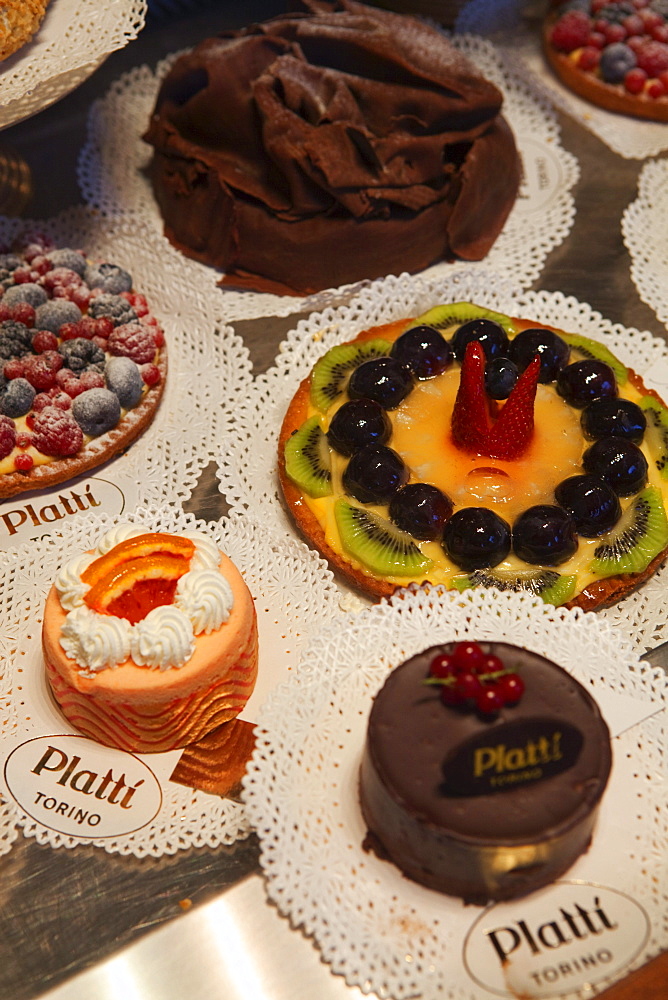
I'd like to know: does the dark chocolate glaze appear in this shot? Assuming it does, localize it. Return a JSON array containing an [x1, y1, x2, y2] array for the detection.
[[142, 0, 521, 295], [360, 642, 612, 903]]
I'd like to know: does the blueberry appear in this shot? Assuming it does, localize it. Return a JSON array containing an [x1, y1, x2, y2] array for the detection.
[[512, 505, 578, 566], [554, 474, 621, 537], [327, 398, 391, 456], [105, 356, 144, 409], [347, 357, 413, 410], [442, 507, 511, 571], [389, 483, 454, 540], [556, 360, 617, 408], [59, 338, 105, 373], [599, 43, 636, 84], [485, 357, 519, 400], [581, 397, 646, 443], [0, 377, 35, 418], [450, 319, 509, 362], [35, 299, 82, 334], [85, 262, 133, 294], [72, 388, 121, 436], [48, 249, 87, 276], [342, 445, 408, 504], [390, 325, 453, 380], [88, 293, 137, 327], [508, 328, 570, 383], [582, 437, 648, 497], [2, 282, 47, 308]]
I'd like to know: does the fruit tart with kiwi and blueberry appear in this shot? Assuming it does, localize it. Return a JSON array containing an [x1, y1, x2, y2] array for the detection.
[[278, 302, 668, 610], [543, 0, 668, 121], [0, 235, 166, 498]]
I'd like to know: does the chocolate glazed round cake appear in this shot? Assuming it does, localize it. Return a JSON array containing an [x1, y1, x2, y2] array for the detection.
[[143, 0, 521, 295], [359, 642, 612, 905]]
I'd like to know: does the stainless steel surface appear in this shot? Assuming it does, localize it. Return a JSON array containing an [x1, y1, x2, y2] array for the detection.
[[1, 2, 666, 999], [641, 638, 668, 672]]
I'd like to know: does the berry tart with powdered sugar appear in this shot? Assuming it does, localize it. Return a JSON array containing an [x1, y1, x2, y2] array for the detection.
[[0, 235, 166, 498], [544, 0, 668, 120]]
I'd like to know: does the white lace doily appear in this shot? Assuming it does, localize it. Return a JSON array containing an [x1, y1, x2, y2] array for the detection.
[[0, 206, 252, 543], [623, 158, 668, 326], [216, 267, 668, 650], [0, 504, 342, 857], [0, 0, 146, 130], [455, 1, 668, 160], [76, 35, 578, 321], [243, 585, 668, 1000]]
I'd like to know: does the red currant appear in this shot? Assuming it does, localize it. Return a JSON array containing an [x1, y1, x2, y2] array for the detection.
[[452, 641, 485, 673], [455, 671, 482, 700], [475, 685, 505, 715], [482, 653, 504, 676], [429, 652, 456, 678], [496, 673, 525, 705], [647, 78, 666, 97], [14, 453, 33, 471], [577, 46, 601, 70], [440, 685, 464, 707], [31, 330, 59, 353]]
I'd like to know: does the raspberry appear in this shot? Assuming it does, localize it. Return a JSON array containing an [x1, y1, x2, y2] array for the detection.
[[589, 29, 607, 46], [636, 38, 668, 74], [9, 302, 35, 327], [42, 267, 82, 295], [108, 322, 157, 364], [3, 358, 24, 380], [625, 65, 649, 88], [14, 452, 33, 471], [647, 75, 667, 92], [31, 406, 83, 456], [95, 316, 114, 340], [33, 392, 54, 412], [79, 370, 106, 391], [623, 12, 646, 30], [652, 22, 668, 39], [70, 285, 92, 310], [49, 390, 73, 410], [22, 351, 64, 390], [29, 255, 53, 277], [0, 414, 16, 460], [578, 44, 602, 67], [603, 21, 628, 40], [32, 330, 59, 353], [140, 363, 161, 386], [551, 10, 592, 51], [12, 267, 35, 284]]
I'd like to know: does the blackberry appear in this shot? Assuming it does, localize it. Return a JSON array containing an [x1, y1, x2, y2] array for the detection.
[[2, 282, 47, 309], [84, 262, 133, 295], [105, 356, 144, 409], [35, 299, 82, 334], [595, 1, 635, 21], [0, 321, 33, 359], [59, 338, 105, 373], [47, 248, 87, 276], [88, 293, 137, 327], [72, 388, 121, 436], [0, 377, 35, 418]]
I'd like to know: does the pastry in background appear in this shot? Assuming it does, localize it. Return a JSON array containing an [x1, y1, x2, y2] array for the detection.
[[42, 525, 258, 755], [0, 0, 51, 61], [143, 0, 521, 295]]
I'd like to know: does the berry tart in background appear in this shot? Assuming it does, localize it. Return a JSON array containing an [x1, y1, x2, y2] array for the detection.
[[359, 639, 612, 904], [279, 302, 668, 610], [0, 235, 166, 497], [543, 0, 668, 120]]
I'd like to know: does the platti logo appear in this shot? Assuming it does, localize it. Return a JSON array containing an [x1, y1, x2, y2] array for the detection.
[[463, 881, 650, 998], [4, 735, 163, 838], [0, 478, 125, 549]]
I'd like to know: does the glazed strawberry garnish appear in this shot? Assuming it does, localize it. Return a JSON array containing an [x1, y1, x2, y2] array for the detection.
[[451, 342, 541, 461]]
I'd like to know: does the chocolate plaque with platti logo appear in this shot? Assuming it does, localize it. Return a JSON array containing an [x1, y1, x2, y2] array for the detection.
[[440, 716, 584, 797]]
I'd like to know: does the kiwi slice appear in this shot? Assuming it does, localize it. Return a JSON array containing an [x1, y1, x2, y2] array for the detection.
[[335, 499, 433, 577], [284, 416, 332, 498], [590, 486, 668, 577], [413, 302, 516, 336], [639, 396, 668, 480], [310, 338, 392, 413], [560, 332, 628, 386], [450, 568, 577, 606]]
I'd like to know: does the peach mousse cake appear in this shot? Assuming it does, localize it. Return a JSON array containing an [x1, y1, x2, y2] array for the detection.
[[42, 525, 258, 754]]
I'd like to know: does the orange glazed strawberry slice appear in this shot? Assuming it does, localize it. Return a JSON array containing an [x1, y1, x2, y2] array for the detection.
[[81, 532, 195, 588], [84, 552, 191, 624]]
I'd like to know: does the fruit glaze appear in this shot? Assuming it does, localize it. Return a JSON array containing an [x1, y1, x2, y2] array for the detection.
[[279, 302, 668, 609], [544, 0, 668, 121], [0, 235, 166, 496]]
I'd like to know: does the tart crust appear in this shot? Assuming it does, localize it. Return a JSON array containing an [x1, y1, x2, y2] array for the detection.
[[0, 347, 166, 499], [278, 317, 668, 611], [543, 15, 668, 122]]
